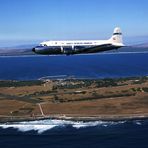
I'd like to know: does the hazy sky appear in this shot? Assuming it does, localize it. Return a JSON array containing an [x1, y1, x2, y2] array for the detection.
[[0, 0, 148, 46]]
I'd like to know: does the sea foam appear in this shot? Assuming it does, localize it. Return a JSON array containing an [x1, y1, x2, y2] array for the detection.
[[0, 119, 127, 134]]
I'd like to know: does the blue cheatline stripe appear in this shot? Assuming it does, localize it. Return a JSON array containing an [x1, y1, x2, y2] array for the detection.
[[113, 33, 122, 35]]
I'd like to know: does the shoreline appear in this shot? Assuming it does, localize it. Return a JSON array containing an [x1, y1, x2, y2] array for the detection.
[[0, 114, 148, 124]]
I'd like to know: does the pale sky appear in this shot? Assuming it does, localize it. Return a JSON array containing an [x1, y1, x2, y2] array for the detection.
[[0, 0, 148, 46]]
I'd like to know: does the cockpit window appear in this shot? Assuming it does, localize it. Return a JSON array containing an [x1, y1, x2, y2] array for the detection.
[[40, 44, 47, 47]]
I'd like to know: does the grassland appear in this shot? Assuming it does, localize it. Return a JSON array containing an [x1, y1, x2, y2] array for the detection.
[[0, 77, 148, 122]]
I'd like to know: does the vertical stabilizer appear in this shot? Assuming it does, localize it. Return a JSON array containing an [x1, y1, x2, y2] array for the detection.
[[110, 27, 123, 44]]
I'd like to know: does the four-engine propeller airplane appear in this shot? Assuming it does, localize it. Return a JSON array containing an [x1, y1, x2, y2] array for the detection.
[[32, 27, 124, 55]]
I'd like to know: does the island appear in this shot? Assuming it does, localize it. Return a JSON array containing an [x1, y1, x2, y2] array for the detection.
[[0, 77, 148, 122]]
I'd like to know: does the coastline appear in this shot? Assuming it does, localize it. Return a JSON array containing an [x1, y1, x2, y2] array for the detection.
[[0, 77, 148, 123], [0, 114, 148, 124]]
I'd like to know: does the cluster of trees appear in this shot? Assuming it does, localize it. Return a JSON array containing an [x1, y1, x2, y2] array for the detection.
[[0, 80, 44, 87]]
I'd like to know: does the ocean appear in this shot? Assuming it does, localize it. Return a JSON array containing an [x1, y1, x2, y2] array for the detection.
[[0, 52, 148, 147], [0, 119, 148, 148], [0, 52, 148, 80]]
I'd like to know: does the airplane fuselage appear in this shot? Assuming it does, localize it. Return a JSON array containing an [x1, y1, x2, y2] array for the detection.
[[32, 27, 124, 55]]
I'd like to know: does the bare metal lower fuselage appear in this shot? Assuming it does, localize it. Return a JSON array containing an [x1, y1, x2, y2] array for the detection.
[[32, 44, 122, 55]]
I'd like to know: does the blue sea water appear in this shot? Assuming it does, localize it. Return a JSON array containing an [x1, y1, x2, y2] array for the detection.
[[0, 52, 148, 80], [0, 119, 148, 148], [0, 52, 148, 147]]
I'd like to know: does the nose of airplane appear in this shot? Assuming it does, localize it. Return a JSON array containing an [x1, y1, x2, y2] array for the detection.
[[32, 48, 36, 52]]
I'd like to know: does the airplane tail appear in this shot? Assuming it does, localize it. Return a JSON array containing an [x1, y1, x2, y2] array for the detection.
[[109, 27, 123, 44]]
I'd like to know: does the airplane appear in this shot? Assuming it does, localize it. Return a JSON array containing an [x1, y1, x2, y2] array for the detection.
[[32, 27, 125, 55]]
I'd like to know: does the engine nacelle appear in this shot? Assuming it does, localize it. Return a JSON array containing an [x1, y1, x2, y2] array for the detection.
[[62, 46, 75, 55]]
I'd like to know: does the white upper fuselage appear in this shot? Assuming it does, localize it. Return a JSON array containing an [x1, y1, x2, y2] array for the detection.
[[40, 39, 123, 47]]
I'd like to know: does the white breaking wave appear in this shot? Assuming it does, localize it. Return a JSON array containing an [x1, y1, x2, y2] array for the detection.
[[0, 124, 57, 134], [0, 119, 127, 134], [134, 120, 143, 126]]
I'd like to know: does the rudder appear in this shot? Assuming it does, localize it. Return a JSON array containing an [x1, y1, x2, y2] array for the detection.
[[110, 27, 123, 44]]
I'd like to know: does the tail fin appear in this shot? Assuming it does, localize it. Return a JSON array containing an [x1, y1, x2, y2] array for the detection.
[[110, 27, 123, 44]]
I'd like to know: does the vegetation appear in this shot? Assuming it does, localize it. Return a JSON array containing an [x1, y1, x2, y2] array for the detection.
[[0, 80, 44, 87], [51, 92, 136, 103], [132, 77, 148, 84], [28, 90, 58, 96], [53, 77, 148, 90], [131, 87, 143, 92], [0, 76, 148, 122], [142, 87, 148, 92]]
